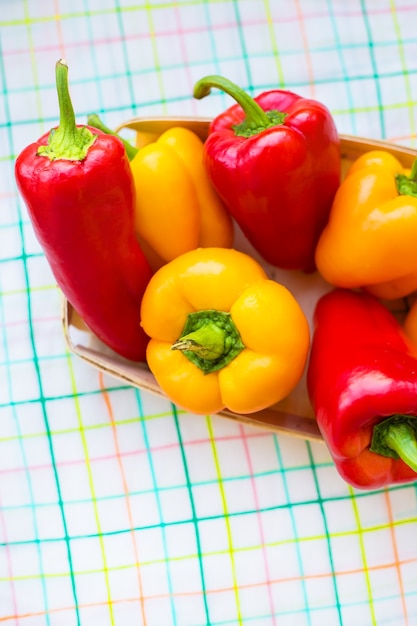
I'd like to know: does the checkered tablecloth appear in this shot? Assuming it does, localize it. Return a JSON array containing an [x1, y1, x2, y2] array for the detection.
[[2, 1, 417, 625]]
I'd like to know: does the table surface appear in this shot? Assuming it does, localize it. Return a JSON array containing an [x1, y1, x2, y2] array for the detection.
[[2, 2, 417, 625]]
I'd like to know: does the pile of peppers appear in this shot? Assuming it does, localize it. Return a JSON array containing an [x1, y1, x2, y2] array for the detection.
[[15, 61, 417, 491]]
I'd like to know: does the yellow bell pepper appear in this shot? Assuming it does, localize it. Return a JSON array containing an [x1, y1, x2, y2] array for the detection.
[[87, 116, 234, 270], [140, 247, 310, 415], [315, 150, 417, 300], [129, 126, 234, 269]]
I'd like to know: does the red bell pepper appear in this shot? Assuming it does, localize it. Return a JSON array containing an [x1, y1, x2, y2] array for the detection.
[[307, 288, 417, 490], [193, 75, 340, 272], [15, 60, 152, 361]]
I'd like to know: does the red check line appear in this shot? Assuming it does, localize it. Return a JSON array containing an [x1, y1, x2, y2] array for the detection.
[[3, 555, 417, 623], [384, 489, 410, 626], [239, 423, 277, 624]]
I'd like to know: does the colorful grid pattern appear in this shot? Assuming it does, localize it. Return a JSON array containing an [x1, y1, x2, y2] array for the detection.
[[1, 1, 417, 624]]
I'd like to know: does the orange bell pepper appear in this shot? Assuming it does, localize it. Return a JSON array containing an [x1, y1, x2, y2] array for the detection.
[[315, 150, 417, 300], [140, 247, 310, 415]]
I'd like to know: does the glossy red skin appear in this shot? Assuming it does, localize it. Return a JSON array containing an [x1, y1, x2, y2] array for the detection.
[[15, 127, 153, 361], [307, 289, 417, 489], [204, 90, 340, 271]]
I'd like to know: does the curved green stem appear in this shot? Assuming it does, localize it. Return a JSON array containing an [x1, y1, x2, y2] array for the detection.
[[87, 114, 138, 161], [383, 422, 417, 471], [193, 74, 287, 138], [172, 309, 245, 374], [38, 59, 96, 161], [396, 158, 417, 197], [410, 158, 417, 181], [370, 415, 417, 471], [172, 324, 225, 361]]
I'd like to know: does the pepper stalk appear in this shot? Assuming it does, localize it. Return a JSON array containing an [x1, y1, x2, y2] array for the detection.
[[370, 415, 417, 472], [396, 159, 417, 198], [38, 59, 96, 161], [171, 309, 245, 374], [193, 74, 287, 138], [87, 113, 139, 161]]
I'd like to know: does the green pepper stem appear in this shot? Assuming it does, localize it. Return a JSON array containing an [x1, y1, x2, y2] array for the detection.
[[55, 59, 76, 140], [172, 324, 225, 361], [409, 158, 417, 182], [193, 75, 287, 138], [395, 157, 417, 197], [87, 114, 139, 161], [171, 309, 245, 374], [37, 59, 96, 161], [370, 415, 417, 472], [383, 422, 417, 472], [194, 75, 270, 128]]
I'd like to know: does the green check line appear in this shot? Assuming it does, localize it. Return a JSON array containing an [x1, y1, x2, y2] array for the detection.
[[206, 415, 242, 625], [65, 353, 115, 625], [389, 0, 416, 146], [3, 47, 417, 95], [22, 0, 45, 134], [0, 380, 184, 408], [332, 100, 417, 117], [5, 79, 417, 136], [3, 69, 417, 103], [81, 0, 105, 124], [200, 0, 231, 111], [8, 198, 83, 623], [0, 262, 49, 623], [0, 380, 132, 402], [0, 467, 338, 515], [360, 0, 386, 138], [144, 0, 168, 114], [306, 442, 343, 624], [0, 0, 230, 28], [272, 435, 311, 625], [263, 0, 285, 88], [5, 84, 417, 140], [232, 0, 255, 99], [2, 527, 417, 580], [202, 0, 224, 92], [0, 22, 81, 626], [134, 389, 177, 625], [2, 39, 417, 84], [2, 492, 414, 541], [348, 486, 377, 626], [114, 0, 137, 116], [0, 154, 18, 163], [172, 406, 210, 624], [0, 409, 179, 440], [326, 0, 357, 135], [98, 378, 147, 625], [0, 283, 57, 298]]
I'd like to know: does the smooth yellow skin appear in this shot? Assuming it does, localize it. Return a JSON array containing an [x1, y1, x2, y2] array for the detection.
[[140, 248, 310, 415], [315, 150, 417, 300], [130, 127, 233, 268], [158, 128, 233, 248]]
